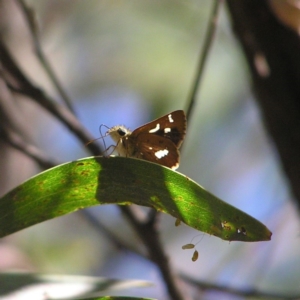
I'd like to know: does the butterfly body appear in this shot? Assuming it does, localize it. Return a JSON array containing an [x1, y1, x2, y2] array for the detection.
[[107, 110, 186, 170]]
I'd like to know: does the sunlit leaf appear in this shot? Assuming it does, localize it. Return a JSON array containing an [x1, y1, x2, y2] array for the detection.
[[0, 272, 152, 299], [0, 157, 272, 241]]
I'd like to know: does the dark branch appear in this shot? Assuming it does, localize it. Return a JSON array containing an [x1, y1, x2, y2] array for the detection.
[[226, 0, 300, 211], [16, 0, 76, 113], [185, 0, 223, 121], [0, 40, 101, 156], [0, 127, 57, 169]]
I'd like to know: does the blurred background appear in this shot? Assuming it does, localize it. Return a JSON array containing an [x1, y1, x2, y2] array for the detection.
[[0, 0, 299, 299]]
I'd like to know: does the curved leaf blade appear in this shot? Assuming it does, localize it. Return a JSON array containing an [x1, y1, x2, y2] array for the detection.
[[0, 157, 272, 241], [0, 272, 152, 299]]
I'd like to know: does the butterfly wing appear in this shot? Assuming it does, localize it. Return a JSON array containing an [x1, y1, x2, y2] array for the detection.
[[131, 110, 186, 148], [128, 133, 180, 170]]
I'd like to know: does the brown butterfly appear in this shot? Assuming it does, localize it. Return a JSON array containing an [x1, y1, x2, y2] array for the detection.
[[107, 110, 187, 170]]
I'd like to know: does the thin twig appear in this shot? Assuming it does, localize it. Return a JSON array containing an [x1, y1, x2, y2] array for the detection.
[[185, 0, 223, 122], [16, 0, 75, 114], [1, 127, 57, 169], [145, 207, 160, 227], [0, 40, 100, 155], [79, 209, 142, 254], [121, 207, 185, 300]]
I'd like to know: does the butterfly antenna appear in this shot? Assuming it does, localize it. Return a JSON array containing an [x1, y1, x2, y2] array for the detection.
[[85, 124, 110, 148], [98, 124, 109, 155], [100, 124, 119, 157]]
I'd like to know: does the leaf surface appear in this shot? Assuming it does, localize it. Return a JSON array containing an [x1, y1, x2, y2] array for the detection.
[[0, 157, 272, 241], [0, 272, 152, 299]]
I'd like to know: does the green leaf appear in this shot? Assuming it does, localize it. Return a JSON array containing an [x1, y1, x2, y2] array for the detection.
[[0, 156, 271, 241], [0, 272, 152, 299]]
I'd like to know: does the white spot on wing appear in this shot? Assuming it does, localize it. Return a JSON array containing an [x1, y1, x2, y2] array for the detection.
[[149, 123, 160, 133], [168, 114, 174, 123], [155, 149, 169, 158], [164, 128, 171, 133]]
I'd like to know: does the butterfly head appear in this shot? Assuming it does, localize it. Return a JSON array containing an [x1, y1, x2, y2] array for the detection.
[[107, 125, 132, 143]]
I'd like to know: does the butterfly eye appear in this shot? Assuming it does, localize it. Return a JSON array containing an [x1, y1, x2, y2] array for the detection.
[[117, 128, 127, 136]]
